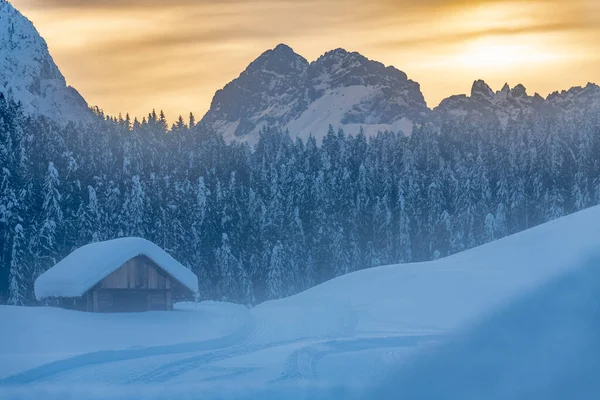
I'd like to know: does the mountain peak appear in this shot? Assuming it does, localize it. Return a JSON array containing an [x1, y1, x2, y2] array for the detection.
[[323, 48, 351, 58], [316, 48, 369, 68], [273, 43, 294, 53], [0, 0, 90, 121], [511, 84, 528, 98], [245, 44, 308, 75], [312, 47, 409, 83], [471, 80, 494, 100], [203, 46, 427, 142], [271, 43, 303, 60]]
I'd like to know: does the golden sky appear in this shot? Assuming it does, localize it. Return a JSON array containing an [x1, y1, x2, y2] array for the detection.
[[10, 0, 600, 122]]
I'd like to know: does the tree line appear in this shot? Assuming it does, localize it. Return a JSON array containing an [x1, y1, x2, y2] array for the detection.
[[1, 94, 599, 305]]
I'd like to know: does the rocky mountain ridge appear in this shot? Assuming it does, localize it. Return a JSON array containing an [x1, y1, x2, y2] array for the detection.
[[202, 43, 600, 143], [0, 0, 90, 122], [2, 0, 599, 140], [201, 44, 429, 143]]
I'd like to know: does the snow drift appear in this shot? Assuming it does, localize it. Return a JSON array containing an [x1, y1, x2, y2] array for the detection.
[[371, 252, 600, 400]]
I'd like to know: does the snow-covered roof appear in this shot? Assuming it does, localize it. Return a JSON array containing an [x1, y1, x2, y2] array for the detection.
[[34, 237, 199, 300]]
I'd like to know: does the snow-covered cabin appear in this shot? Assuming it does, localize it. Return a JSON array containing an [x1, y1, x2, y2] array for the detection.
[[34, 238, 199, 312]]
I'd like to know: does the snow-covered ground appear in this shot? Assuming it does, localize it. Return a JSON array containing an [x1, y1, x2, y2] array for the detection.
[[372, 252, 600, 400], [2, 206, 600, 399]]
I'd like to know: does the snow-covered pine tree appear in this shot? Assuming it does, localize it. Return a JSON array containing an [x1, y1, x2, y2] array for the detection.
[[101, 179, 122, 239], [121, 175, 147, 237], [484, 213, 496, 243], [76, 185, 102, 245], [1, 169, 19, 300], [395, 179, 412, 263], [61, 151, 82, 249], [8, 224, 27, 305], [189, 176, 211, 293], [189, 112, 196, 129], [216, 234, 254, 305], [2, 86, 600, 305], [31, 162, 63, 280], [426, 176, 444, 258], [286, 205, 305, 292], [332, 226, 350, 277], [267, 240, 287, 300]]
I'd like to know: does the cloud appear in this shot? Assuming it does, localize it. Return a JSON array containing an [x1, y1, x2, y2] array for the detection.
[[9, 0, 600, 120], [376, 22, 597, 49]]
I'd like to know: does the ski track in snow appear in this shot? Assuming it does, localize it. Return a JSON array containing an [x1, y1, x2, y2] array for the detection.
[[275, 335, 441, 381], [0, 296, 437, 387], [0, 319, 258, 385], [0, 314, 436, 387]]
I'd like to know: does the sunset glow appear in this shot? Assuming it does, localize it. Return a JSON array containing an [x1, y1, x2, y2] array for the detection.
[[10, 0, 600, 120], [453, 37, 562, 69]]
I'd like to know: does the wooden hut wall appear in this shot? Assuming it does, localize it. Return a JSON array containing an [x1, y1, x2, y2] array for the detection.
[[100, 256, 171, 290], [46, 255, 194, 312]]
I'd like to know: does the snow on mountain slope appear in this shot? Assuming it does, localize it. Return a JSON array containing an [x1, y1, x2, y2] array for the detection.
[[546, 82, 600, 116], [3, 0, 600, 137], [4, 0, 600, 137], [287, 86, 415, 142], [0, 0, 90, 122], [201, 45, 428, 144], [202, 43, 600, 144], [2, 205, 600, 399]]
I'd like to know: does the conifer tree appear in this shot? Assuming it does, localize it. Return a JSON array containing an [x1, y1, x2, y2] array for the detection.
[[216, 234, 254, 304], [31, 162, 63, 279], [122, 175, 147, 237], [8, 224, 27, 305], [267, 241, 286, 300], [2, 91, 600, 305]]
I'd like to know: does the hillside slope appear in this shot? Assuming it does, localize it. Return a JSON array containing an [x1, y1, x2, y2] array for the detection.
[[372, 253, 600, 400], [2, 205, 600, 399]]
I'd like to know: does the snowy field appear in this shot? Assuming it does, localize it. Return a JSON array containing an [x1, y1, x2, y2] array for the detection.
[[2, 206, 600, 399]]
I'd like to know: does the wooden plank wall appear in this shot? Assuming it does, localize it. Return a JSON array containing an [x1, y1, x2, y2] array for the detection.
[[87, 289, 171, 312], [148, 292, 168, 310], [93, 290, 98, 312], [77, 255, 194, 312], [86, 291, 92, 312], [100, 256, 169, 290]]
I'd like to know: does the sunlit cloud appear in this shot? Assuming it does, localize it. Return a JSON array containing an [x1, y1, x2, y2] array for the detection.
[[9, 0, 600, 121]]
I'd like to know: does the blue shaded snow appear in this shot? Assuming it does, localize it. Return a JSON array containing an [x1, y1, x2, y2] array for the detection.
[[372, 253, 600, 400]]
